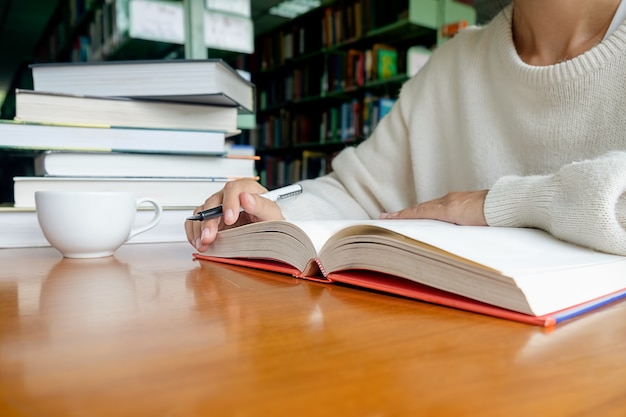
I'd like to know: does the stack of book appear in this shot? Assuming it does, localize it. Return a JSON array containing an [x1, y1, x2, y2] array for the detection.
[[0, 59, 257, 248]]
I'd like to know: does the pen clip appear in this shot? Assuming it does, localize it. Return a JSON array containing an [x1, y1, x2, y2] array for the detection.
[[276, 188, 302, 200]]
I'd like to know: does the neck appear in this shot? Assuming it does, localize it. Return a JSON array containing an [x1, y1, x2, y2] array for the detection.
[[512, 0, 621, 65]]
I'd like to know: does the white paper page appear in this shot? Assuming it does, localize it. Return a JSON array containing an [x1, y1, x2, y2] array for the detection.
[[291, 219, 624, 273], [290, 220, 371, 254]]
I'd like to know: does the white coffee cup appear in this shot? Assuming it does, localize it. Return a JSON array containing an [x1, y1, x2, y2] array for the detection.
[[35, 191, 163, 258]]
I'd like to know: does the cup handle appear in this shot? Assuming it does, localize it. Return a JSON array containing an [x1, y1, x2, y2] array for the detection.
[[129, 198, 163, 240]]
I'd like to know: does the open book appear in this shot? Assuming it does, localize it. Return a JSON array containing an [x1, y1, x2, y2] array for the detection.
[[193, 219, 626, 326]]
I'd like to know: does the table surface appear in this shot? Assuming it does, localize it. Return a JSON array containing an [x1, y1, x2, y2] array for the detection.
[[0, 242, 625, 417]]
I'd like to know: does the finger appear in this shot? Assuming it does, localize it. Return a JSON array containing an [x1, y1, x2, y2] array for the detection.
[[240, 192, 285, 221], [380, 191, 488, 226], [187, 179, 271, 251], [221, 179, 268, 225], [184, 213, 197, 247], [185, 205, 204, 247], [185, 205, 216, 251], [196, 223, 218, 252], [382, 202, 443, 221]]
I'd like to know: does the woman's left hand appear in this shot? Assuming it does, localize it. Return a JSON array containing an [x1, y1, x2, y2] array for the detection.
[[379, 190, 488, 226]]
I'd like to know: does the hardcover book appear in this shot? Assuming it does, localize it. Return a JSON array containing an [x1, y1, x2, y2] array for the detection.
[[375, 45, 398, 79], [14, 90, 240, 134], [12, 176, 238, 208], [34, 151, 258, 179], [194, 219, 626, 326], [371, 43, 397, 80], [29, 59, 256, 113], [0, 120, 229, 155]]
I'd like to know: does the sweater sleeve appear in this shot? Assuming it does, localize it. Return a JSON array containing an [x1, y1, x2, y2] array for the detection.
[[484, 151, 626, 255], [277, 173, 371, 221]]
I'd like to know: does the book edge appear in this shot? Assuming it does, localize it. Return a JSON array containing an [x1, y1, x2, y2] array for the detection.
[[191, 254, 626, 327]]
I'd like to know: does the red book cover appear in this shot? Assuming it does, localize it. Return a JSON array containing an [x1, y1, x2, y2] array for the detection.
[[192, 254, 626, 327], [191, 219, 626, 328]]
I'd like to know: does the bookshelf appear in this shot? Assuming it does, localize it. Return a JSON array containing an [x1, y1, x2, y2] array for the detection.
[[31, 0, 254, 63], [0, 0, 255, 204], [0, 0, 254, 119], [0, 0, 475, 196], [250, 0, 475, 188]]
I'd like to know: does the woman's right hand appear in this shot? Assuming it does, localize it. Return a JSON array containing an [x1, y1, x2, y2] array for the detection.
[[185, 178, 285, 251]]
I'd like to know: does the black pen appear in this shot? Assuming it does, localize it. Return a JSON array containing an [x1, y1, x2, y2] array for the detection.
[[186, 184, 303, 221]]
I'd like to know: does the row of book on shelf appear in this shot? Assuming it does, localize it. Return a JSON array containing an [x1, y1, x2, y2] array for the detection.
[[256, 0, 412, 70], [260, 151, 334, 190], [254, 95, 397, 149], [0, 59, 258, 249], [257, 42, 410, 110], [40, 0, 254, 64]]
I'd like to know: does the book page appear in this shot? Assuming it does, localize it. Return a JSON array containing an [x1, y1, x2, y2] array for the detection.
[[312, 220, 626, 315], [203, 219, 626, 315], [332, 220, 624, 273], [208, 218, 624, 274], [289, 220, 378, 254]]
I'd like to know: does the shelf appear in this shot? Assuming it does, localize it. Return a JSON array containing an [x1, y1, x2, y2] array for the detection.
[[257, 74, 408, 114], [251, 0, 476, 188], [255, 19, 435, 76], [335, 18, 435, 49], [105, 36, 182, 61]]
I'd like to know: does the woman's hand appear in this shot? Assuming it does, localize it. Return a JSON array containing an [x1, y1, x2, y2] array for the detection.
[[379, 190, 488, 226], [185, 178, 285, 251]]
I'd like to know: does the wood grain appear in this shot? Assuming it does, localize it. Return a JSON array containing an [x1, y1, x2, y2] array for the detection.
[[1, 242, 625, 416]]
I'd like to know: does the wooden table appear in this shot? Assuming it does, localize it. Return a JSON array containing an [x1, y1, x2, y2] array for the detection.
[[0, 242, 625, 416]]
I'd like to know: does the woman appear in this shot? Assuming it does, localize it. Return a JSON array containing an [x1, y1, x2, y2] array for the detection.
[[186, 0, 626, 255]]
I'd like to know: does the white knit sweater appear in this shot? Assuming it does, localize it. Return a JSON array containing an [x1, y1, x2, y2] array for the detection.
[[278, 8, 626, 255]]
